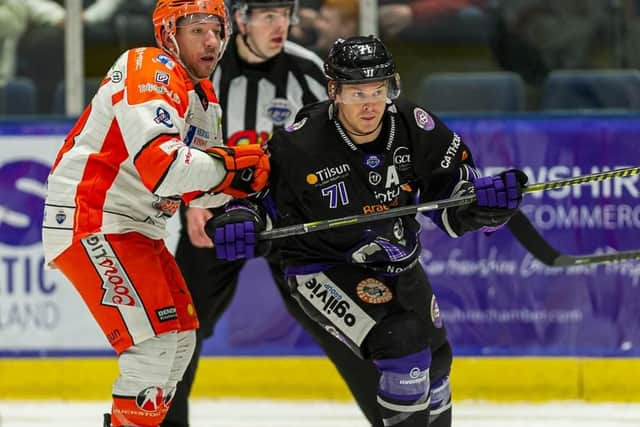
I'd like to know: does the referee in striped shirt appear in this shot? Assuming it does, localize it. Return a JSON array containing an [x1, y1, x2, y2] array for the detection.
[[162, 1, 382, 426]]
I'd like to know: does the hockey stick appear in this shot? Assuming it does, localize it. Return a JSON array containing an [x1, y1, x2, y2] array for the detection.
[[258, 166, 640, 241], [507, 211, 640, 266]]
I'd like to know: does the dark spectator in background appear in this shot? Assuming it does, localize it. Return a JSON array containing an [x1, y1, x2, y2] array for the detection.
[[17, 0, 139, 114], [379, 0, 488, 40], [313, 0, 359, 54], [489, 0, 608, 85], [0, 0, 64, 87], [288, 0, 321, 47]]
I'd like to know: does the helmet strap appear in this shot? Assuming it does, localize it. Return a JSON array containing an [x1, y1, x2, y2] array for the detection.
[[241, 32, 271, 61], [165, 33, 202, 82]]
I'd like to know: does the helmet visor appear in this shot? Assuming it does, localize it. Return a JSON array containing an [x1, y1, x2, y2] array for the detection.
[[335, 74, 401, 104], [176, 12, 223, 27]]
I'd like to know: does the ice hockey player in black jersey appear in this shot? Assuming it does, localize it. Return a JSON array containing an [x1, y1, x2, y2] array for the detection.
[[206, 35, 528, 427], [163, 2, 386, 427]]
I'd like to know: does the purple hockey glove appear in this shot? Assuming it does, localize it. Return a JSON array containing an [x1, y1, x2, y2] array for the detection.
[[454, 169, 528, 234], [204, 200, 270, 260], [474, 169, 526, 209]]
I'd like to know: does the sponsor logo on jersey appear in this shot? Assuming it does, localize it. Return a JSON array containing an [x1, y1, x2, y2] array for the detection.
[[55, 210, 66, 225], [159, 140, 183, 155], [152, 196, 180, 218], [154, 54, 176, 70], [184, 125, 211, 149], [139, 83, 181, 104], [414, 107, 435, 131], [431, 295, 443, 328], [135, 47, 146, 70], [266, 98, 292, 126], [369, 171, 382, 186], [392, 218, 405, 240], [285, 117, 307, 132], [110, 70, 123, 84], [155, 71, 170, 86], [81, 235, 142, 308], [296, 272, 376, 346], [364, 154, 383, 169], [401, 367, 427, 385], [154, 107, 174, 128], [440, 133, 461, 169], [136, 386, 163, 412], [156, 306, 178, 322], [356, 278, 393, 304], [393, 146, 411, 168], [362, 199, 398, 215], [307, 163, 351, 185], [373, 185, 401, 204]]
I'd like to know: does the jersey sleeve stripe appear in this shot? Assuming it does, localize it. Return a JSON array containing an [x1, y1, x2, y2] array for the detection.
[[112, 89, 125, 105], [133, 134, 182, 193], [74, 120, 129, 236], [51, 104, 93, 173]]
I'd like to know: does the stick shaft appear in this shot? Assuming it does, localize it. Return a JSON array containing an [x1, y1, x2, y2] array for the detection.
[[259, 166, 640, 241]]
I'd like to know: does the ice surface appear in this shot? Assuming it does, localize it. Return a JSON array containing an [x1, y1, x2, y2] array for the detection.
[[1, 399, 640, 426]]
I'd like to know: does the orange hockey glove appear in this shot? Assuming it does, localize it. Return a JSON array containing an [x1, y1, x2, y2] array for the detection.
[[207, 145, 270, 198]]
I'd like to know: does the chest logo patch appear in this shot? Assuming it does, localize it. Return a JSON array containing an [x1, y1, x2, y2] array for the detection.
[[364, 154, 383, 169], [266, 98, 293, 126], [154, 107, 173, 128], [414, 107, 435, 131], [357, 278, 393, 304], [369, 171, 382, 186]]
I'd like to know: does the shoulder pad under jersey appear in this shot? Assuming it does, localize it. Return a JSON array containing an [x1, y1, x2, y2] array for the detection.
[[123, 47, 190, 115]]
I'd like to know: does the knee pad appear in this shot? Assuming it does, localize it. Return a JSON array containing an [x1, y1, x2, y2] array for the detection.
[[373, 348, 432, 426], [365, 311, 431, 359], [111, 331, 178, 426]]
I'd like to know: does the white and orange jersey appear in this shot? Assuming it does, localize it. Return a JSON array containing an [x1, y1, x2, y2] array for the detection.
[[43, 47, 231, 264]]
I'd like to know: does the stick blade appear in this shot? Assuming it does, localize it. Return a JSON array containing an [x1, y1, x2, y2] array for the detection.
[[553, 249, 640, 267]]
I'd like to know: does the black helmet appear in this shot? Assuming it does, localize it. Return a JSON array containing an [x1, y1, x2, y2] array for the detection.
[[324, 36, 400, 99], [231, 0, 298, 24], [324, 36, 397, 83]]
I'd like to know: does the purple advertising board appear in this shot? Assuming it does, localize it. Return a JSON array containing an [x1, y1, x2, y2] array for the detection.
[[201, 115, 640, 357], [0, 116, 637, 357]]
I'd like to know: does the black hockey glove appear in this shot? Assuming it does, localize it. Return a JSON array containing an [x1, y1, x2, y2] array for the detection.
[[453, 169, 528, 234], [204, 199, 272, 260]]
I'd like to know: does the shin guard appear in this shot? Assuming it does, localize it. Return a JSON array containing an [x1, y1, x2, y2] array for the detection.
[[160, 330, 196, 419], [374, 348, 431, 426], [111, 332, 178, 426]]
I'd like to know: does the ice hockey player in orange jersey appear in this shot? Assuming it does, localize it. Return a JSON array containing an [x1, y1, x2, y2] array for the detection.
[[41, 1, 269, 426]]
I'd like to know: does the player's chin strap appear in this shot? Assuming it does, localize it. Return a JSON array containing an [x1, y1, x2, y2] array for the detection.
[[164, 37, 203, 82], [241, 32, 271, 61]]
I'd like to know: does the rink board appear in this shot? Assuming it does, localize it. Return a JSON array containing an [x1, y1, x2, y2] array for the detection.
[[2, 356, 640, 401], [1, 117, 640, 401]]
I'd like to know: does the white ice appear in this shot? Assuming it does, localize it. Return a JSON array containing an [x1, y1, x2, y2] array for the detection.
[[1, 399, 640, 426]]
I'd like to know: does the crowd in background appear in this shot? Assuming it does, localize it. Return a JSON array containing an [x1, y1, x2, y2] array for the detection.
[[2, 0, 640, 114]]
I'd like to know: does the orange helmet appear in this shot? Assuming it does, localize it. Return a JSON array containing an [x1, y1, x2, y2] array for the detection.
[[153, 0, 232, 58]]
